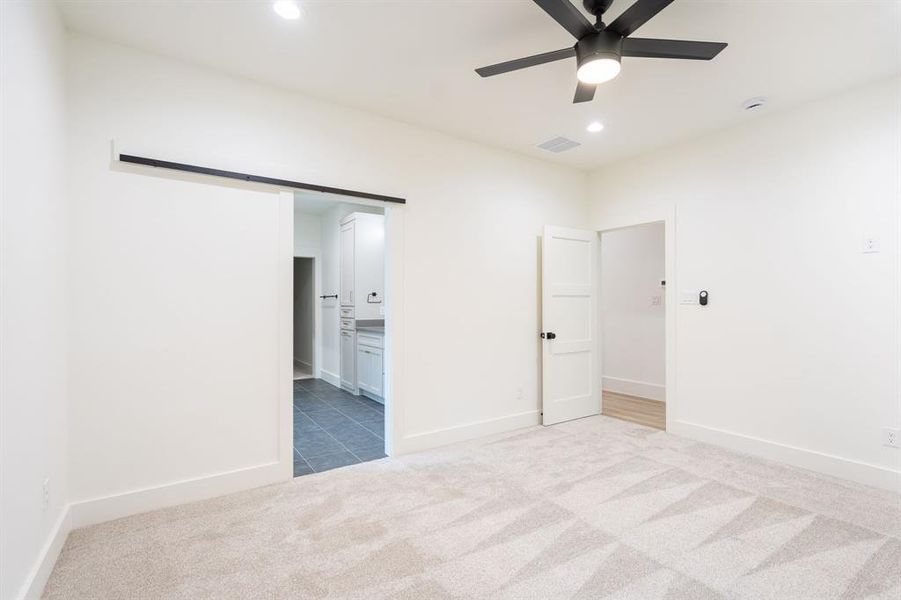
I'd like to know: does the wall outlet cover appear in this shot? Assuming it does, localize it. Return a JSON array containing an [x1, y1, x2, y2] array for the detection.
[[680, 290, 699, 305], [862, 236, 880, 254], [883, 427, 899, 448]]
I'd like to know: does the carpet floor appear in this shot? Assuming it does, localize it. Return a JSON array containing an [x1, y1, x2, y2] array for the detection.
[[44, 416, 900, 599]]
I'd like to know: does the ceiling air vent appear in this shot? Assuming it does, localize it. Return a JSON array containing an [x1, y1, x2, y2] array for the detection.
[[538, 136, 581, 153]]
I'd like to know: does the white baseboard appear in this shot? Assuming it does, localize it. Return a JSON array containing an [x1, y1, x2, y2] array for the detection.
[[70, 461, 286, 529], [398, 410, 540, 454], [319, 368, 340, 388], [17, 505, 71, 600], [360, 389, 384, 405], [603, 376, 665, 401], [670, 420, 901, 493]]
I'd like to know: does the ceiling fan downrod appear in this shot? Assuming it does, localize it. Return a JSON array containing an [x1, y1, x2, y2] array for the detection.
[[583, 0, 615, 27]]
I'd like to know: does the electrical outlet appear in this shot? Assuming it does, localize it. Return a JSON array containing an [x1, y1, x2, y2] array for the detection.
[[42, 478, 50, 511], [862, 236, 880, 254], [883, 427, 900, 449], [515, 387, 524, 401]]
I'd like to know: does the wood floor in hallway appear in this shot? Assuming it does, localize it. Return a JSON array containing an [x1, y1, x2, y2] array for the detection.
[[602, 390, 665, 430]]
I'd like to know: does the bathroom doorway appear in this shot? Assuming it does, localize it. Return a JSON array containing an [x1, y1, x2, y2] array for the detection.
[[291, 194, 388, 477]]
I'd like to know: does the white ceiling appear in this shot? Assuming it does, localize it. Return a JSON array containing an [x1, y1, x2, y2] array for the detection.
[[58, 0, 901, 170]]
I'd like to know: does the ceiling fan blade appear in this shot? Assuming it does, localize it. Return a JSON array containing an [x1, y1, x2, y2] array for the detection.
[[623, 37, 727, 60], [476, 47, 575, 77], [573, 80, 597, 103], [532, 0, 596, 39], [606, 0, 675, 37]]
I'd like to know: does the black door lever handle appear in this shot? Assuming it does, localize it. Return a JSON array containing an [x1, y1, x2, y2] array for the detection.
[[541, 332, 556, 340]]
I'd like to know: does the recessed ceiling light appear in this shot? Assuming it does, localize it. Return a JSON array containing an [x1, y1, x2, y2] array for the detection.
[[587, 121, 604, 133], [273, 0, 302, 20]]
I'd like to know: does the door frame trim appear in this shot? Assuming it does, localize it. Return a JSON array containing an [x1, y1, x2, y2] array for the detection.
[[593, 207, 676, 431]]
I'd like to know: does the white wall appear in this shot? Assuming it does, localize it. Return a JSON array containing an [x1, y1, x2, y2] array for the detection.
[[589, 77, 901, 490], [600, 222, 665, 401], [0, 2, 70, 598], [66, 34, 589, 518], [293, 209, 321, 255]]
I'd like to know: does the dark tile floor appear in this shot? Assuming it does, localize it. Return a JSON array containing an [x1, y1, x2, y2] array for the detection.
[[293, 378, 386, 477]]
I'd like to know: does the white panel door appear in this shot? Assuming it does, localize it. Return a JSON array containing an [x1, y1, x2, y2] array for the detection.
[[541, 225, 599, 425]]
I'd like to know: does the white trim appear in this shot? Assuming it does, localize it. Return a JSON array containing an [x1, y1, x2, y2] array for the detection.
[[602, 376, 666, 402], [397, 410, 540, 454], [16, 507, 71, 600], [360, 389, 384, 404], [69, 461, 284, 528], [278, 193, 295, 481], [318, 368, 340, 388], [670, 420, 901, 493], [383, 204, 405, 457]]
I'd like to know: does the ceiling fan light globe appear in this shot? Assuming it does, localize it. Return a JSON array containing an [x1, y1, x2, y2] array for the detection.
[[576, 57, 621, 84]]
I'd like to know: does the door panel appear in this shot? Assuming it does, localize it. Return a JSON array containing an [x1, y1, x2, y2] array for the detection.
[[541, 226, 599, 425]]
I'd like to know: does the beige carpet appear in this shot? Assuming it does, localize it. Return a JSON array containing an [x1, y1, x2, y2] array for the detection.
[[45, 416, 901, 599]]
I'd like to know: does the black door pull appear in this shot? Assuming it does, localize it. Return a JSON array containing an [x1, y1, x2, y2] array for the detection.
[[541, 332, 556, 340]]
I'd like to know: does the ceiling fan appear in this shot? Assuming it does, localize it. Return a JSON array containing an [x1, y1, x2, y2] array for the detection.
[[475, 0, 727, 103]]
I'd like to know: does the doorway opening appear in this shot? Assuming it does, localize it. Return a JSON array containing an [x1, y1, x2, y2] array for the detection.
[[292, 193, 388, 477], [599, 222, 666, 430], [293, 257, 315, 381]]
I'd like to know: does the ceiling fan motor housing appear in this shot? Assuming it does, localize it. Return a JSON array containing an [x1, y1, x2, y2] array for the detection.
[[575, 31, 623, 68]]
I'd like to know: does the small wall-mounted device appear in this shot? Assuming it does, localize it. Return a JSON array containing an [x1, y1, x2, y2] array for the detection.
[[367, 291, 381, 304], [699, 290, 708, 306]]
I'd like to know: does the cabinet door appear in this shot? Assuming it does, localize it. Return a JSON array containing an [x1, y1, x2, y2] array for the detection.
[[339, 221, 355, 306], [370, 347, 384, 397], [353, 214, 384, 319], [340, 330, 355, 389], [357, 346, 370, 393]]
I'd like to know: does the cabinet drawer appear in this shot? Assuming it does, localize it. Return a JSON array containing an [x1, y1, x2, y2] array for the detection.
[[340, 307, 355, 319], [340, 318, 354, 330], [357, 333, 383, 349]]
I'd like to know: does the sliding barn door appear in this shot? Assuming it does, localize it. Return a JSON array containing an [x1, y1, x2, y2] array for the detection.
[[541, 226, 599, 425]]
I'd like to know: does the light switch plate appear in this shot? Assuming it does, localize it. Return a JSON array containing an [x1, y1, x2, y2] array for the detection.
[[680, 290, 699, 305]]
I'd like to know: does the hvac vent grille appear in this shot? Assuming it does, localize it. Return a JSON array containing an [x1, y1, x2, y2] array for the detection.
[[537, 136, 581, 153]]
